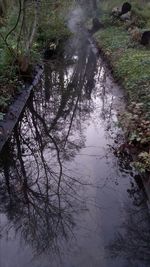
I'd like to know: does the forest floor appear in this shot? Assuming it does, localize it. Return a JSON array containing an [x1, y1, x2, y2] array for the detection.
[[92, 0, 150, 175], [0, 3, 70, 120]]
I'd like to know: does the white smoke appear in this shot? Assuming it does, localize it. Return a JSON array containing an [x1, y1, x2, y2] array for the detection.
[[67, 6, 85, 33]]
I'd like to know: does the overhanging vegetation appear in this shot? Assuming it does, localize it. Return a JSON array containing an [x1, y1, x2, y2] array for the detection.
[[0, 0, 72, 117]]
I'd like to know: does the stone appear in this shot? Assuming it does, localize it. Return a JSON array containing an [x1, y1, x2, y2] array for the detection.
[[120, 2, 132, 16], [120, 11, 131, 21], [111, 6, 120, 17], [141, 31, 150, 46], [92, 18, 102, 31], [128, 27, 141, 42]]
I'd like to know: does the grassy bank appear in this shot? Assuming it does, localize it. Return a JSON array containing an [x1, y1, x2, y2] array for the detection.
[[94, 0, 150, 174]]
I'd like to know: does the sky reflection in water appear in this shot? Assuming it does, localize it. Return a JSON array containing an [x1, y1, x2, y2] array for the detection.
[[0, 12, 150, 267]]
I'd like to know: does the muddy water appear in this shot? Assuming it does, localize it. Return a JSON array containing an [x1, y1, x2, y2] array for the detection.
[[0, 7, 150, 267]]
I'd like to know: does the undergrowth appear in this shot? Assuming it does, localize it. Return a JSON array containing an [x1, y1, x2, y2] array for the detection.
[[0, 2, 71, 116], [95, 0, 150, 174]]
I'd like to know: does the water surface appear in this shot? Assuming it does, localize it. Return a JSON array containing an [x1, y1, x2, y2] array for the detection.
[[0, 7, 150, 267]]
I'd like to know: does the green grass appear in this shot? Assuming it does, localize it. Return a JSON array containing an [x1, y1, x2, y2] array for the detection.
[[95, 26, 150, 112], [99, 0, 150, 27], [114, 49, 150, 104], [95, 0, 150, 172], [95, 26, 130, 52]]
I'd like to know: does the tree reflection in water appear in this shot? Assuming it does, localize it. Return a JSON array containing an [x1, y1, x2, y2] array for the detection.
[[1, 28, 148, 266], [0, 37, 98, 255], [107, 184, 150, 266]]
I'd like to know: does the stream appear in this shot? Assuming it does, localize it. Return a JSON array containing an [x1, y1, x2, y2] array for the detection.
[[0, 6, 150, 267]]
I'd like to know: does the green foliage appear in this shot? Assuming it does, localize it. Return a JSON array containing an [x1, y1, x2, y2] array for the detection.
[[119, 101, 150, 174], [95, 0, 150, 174], [0, 0, 73, 118], [0, 46, 14, 76], [114, 49, 150, 104], [0, 112, 5, 120], [0, 95, 11, 112], [100, 0, 122, 12], [36, 0, 72, 48], [95, 26, 130, 52], [134, 152, 150, 173], [122, 102, 150, 140], [100, 0, 150, 28], [37, 17, 70, 46], [95, 26, 150, 110], [0, 42, 19, 113], [132, 1, 150, 28]]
